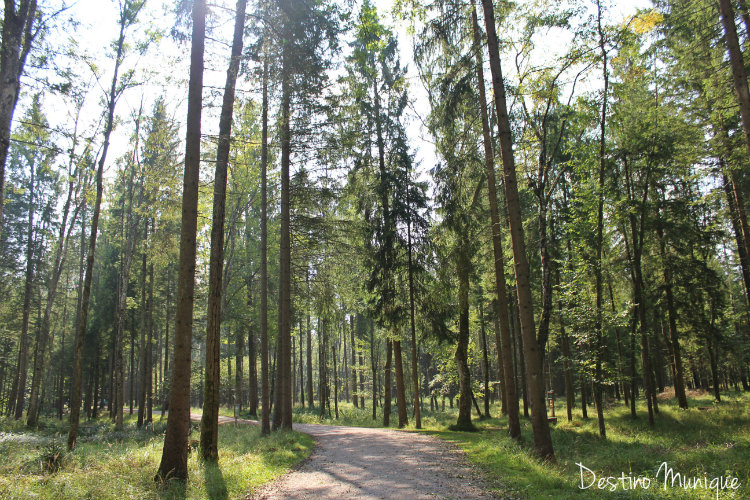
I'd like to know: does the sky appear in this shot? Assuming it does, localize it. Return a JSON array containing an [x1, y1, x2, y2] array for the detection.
[[32, 0, 651, 189]]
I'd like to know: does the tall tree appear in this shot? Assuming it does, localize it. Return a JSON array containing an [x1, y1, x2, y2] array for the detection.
[[480, 0, 555, 461], [0, 0, 38, 234], [470, 5, 519, 439], [200, 0, 247, 461], [68, 0, 145, 450], [155, 0, 205, 481]]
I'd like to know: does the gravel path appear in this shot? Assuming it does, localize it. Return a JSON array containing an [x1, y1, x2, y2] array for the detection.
[[190, 414, 495, 500], [189, 414, 496, 499], [250, 422, 495, 500]]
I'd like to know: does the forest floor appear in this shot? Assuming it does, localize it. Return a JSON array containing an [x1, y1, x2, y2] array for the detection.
[[272, 389, 750, 500], [248, 422, 495, 500], [0, 412, 312, 500]]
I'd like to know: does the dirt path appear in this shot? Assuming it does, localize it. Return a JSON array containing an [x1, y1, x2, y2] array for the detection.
[[189, 414, 495, 499]]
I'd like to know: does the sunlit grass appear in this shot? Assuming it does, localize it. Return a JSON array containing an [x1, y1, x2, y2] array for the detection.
[[287, 391, 750, 499], [0, 413, 313, 500]]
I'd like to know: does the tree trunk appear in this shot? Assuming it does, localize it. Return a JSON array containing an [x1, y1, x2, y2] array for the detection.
[[593, 0, 608, 439], [155, 0, 205, 481], [718, 0, 750, 172], [655, 213, 688, 409], [406, 165, 421, 428], [68, 1, 136, 448], [11, 155, 35, 420], [609, 280, 630, 407], [27, 125, 81, 425], [351, 315, 357, 408], [114, 111, 143, 429], [259, 57, 271, 434], [0, 0, 37, 233], [332, 333, 339, 419], [370, 321, 377, 420], [479, 298, 491, 418], [146, 249, 154, 423], [393, 339, 408, 428], [454, 256, 474, 431], [480, 0, 554, 461], [383, 339, 392, 426], [471, 6, 518, 437], [306, 288, 313, 408], [200, 0, 246, 461], [273, 37, 293, 430], [138, 221, 149, 428]]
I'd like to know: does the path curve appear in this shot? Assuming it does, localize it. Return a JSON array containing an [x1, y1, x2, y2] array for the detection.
[[189, 414, 495, 499]]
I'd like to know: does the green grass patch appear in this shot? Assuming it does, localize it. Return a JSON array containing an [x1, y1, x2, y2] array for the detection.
[[433, 391, 750, 499], [0, 413, 313, 500]]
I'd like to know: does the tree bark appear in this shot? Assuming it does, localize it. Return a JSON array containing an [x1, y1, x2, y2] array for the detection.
[[200, 0, 246, 461], [718, 0, 750, 172], [306, 281, 313, 408], [393, 339, 408, 428], [260, 57, 271, 434], [351, 315, 358, 408], [383, 339, 392, 426], [0, 0, 37, 233], [155, 0, 205, 481], [454, 256, 474, 431], [479, 298, 491, 418], [480, 0, 554, 460], [273, 37, 293, 430], [471, 6, 519, 438]]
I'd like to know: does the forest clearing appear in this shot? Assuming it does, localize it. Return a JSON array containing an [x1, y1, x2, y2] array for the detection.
[[1, 0, 749, 498]]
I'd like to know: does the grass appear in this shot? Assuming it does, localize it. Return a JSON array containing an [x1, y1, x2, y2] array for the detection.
[[0, 412, 313, 500], [288, 391, 750, 499]]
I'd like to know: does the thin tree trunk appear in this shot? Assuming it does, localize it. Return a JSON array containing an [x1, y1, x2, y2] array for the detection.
[[27, 120, 82, 425], [138, 221, 149, 428], [11, 155, 35, 420], [480, 0, 554, 460], [260, 57, 271, 434], [454, 256, 473, 430], [471, 6, 518, 435], [405, 164, 421, 428], [68, 1, 137, 448], [479, 298, 491, 418], [393, 339, 408, 428], [299, 319, 304, 407], [200, 0, 246, 460], [155, 0, 205, 480], [146, 245, 154, 424], [655, 213, 688, 409], [609, 280, 630, 407], [273, 37, 293, 430], [383, 339, 392, 426], [351, 315, 357, 408], [593, 0, 608, 439], [332, 332, 339, 419], [306, 283, 313, 408], [370, 321, 377, 420]]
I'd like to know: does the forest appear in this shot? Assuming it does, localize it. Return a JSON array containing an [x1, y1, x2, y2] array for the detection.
[[0, 0, 749, 499]]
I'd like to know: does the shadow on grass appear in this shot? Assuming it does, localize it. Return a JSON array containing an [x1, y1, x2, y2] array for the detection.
[[202, 461, 228, 500], [157, 478, 187, 500]]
